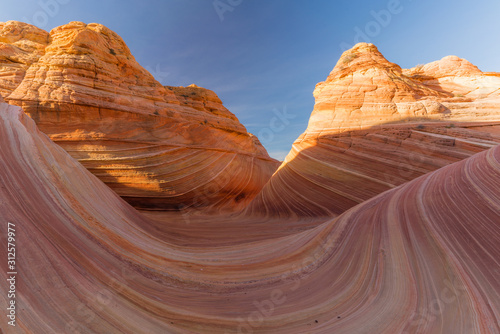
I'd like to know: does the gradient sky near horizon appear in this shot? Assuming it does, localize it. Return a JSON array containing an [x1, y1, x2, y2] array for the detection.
[[2, 0, 499, 160]]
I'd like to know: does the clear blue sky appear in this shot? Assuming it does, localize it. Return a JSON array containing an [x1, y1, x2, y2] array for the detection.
[[2, 0, 499, 159]]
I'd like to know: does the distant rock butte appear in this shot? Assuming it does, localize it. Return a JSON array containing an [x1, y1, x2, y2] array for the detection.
[[0, 21, 279, 211], [247, 43, 500, 217]]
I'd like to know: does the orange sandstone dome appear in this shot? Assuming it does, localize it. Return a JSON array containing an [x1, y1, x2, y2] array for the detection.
[[309, 43, 500, 133], [0, 21, 279, 212], [247, 43, 500, 218]]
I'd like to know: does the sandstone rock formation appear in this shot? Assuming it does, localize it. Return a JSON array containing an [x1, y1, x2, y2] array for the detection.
[[403, 55, 500, 99], [308, 43, 500, 133], [1, 102, 498, 333], [0, 21, 48, 97], [247, 43, 500, 217], [0, 21, 278, 211], [1, 21, 498, 333]]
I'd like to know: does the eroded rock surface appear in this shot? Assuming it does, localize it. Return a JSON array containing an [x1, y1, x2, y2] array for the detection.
[[0, 102, 498, 333], [247, 43, 500, 217], [0, 21, 278, 211]]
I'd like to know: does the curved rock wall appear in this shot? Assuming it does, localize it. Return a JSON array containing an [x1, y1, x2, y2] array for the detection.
[[0, 102, 498, 333]]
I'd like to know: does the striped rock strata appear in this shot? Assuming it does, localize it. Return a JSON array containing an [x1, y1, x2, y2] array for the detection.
[[247, 43, 500, 217], [0, 21, 278, 211], [0, 102, 498, 333]]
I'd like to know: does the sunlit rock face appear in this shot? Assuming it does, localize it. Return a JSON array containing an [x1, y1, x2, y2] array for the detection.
[[247, 43, 500, 218], [309, 43, 500, 133], [0, 21, 49, 97], [1, 102, 498, 333], [0, 21, 279, 212]]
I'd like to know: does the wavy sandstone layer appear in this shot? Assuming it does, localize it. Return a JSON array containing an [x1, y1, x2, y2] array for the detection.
[[0, 21, 278, 211], [248, 43, 500, 217], [0, 103, 498, 333]]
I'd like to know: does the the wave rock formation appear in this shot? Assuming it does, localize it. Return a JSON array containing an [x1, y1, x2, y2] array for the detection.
[[0, 22, 499, 334]]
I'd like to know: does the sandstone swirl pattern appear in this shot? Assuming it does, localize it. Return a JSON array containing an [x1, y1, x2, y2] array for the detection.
[[0, 21, 278, 211], [247, 43, 500, 218], [0, 102, 499, 333]]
